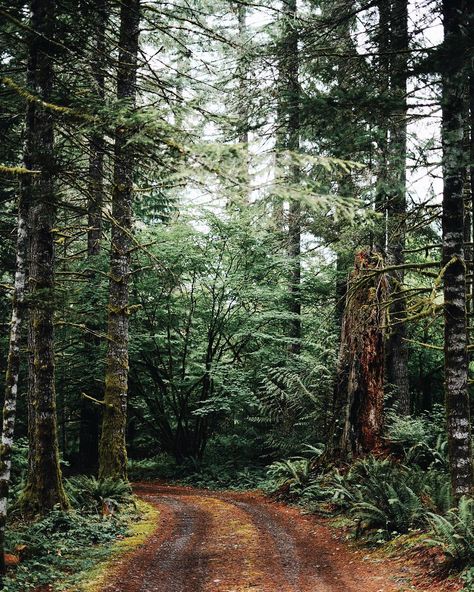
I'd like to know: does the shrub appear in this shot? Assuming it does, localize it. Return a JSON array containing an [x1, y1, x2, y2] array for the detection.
[[330, 457, 427, 539], [8, 438, 29, 502], [405, 436, 449, 471], [386, 413, 428, 451], [427, 497, 474, 566], [416, 469, 452, 514], [127, 453, 180, 481], [385, 404, 446, 456], [266, 458, 312, 490], [351, 483, 425, 539], [65, 476, 132, 514], [461, 567, 474, 592], [179, 463, 266, 490], [4, 508, 132, 591]]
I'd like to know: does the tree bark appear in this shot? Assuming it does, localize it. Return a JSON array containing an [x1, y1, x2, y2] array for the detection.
[[99, 0, 140, 481], [373, 0, 390, 253], [87, 0, 106, 258], [0, 192, 28, 576], [20, 0, 68, 514], [79, 0, 108, 475], [281, 0, 301, 356], [236, 2, 250, 204], [229, 1, 250, 207], [385, 0, 410, 414], [441, 0, 473, 500], [333, 249, 387, 459]]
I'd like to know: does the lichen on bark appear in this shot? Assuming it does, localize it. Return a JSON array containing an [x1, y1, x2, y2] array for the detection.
[[98, 0, 140, 481]]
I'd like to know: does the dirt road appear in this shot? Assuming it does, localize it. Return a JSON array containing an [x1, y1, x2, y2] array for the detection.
[[101, 483, 412, 592]]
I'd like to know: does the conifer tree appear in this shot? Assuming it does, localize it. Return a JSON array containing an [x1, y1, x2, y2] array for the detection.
[[79, 0, 108, 474], [385, 0, 410, 414], [20, 0, 68, 513], [277, 0, 301, 356], [99, 0, 141, 480], [441, 0, 473, 499]]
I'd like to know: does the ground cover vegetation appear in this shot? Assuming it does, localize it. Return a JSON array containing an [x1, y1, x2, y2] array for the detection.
[[0, 0, 473, 589]]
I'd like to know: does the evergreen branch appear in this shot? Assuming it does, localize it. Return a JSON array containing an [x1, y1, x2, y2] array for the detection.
[[0, 165, 40, 175], [1, 77, 97, 123]]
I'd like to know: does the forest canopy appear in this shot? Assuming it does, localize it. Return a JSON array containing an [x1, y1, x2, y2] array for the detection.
[[0, 0, 473, 589]]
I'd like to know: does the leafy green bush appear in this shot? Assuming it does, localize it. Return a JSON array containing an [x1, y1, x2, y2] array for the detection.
[[263, 445, 324, 498], [330, 457, 427, 539], [65, 476, 132, 514], [4, 508, 133, 591], [266, 458, 312, 490], [8, 438, 29, 501], [385, 413, 429, 450], [179, 463, 267, 490], [411, 468, 452, 514], [128, 453, 179, 481], [461, 567, 474, 592], [404, 435, 448, 471], [427, 497, 474, 566], [385, 404, 446, 455], [128, 448, 268, 490], [351, 483, 425, 539]]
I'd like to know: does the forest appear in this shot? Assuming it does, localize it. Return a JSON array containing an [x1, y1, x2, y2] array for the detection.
[[0, 0, 473, 590]]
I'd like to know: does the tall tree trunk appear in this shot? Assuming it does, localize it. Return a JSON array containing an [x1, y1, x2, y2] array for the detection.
[[20, 0, 68, 514], [467, 73, 474, 356], [373, 0, 390, 252], [441, 0, 473, 500], [236, 2, 248, 149], [230, 1, 250, 207], [87, 0, 106, 258], [333, 250, 387, 459], [79, 0, 108, 475], [282, 0, 301, 356], [385, 0, 410, 414], [236, 2, 250, 203], [24, 29, 38, 506], [326, 0, 358, 338], [0, 193, 28, 576], [99, 0, 140, 481]]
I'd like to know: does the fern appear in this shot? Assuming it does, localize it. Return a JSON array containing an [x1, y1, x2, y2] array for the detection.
[[351, 482, 425, 537], [427, 497, 474, 566], [65, 476, 133, 515], [266, 458, 312, 488], [329, 457, 428, 538]]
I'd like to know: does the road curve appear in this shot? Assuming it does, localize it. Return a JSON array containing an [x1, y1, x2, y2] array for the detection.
[[102, 483, 404, 592]]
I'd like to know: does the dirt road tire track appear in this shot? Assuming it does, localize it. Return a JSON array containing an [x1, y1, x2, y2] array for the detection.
[[102, 483, 407, 592]]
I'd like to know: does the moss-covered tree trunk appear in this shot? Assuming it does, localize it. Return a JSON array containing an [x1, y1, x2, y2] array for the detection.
[[385, 0, 410, 414], [20, 0, 68, 514], [441, 0, 473, 500], [79, 0, 108, 475], [99, 0, 140, 481], [333, 249, 387, 459]]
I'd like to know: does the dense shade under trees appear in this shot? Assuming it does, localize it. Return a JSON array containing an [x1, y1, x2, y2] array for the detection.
[[0, 0, 473, 587]]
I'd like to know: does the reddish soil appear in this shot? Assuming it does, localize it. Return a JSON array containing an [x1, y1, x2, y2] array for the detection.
[[101, 483, 463, 592]]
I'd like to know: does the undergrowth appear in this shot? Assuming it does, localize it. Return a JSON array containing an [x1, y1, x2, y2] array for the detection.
[[3, 476, 140, 592]]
